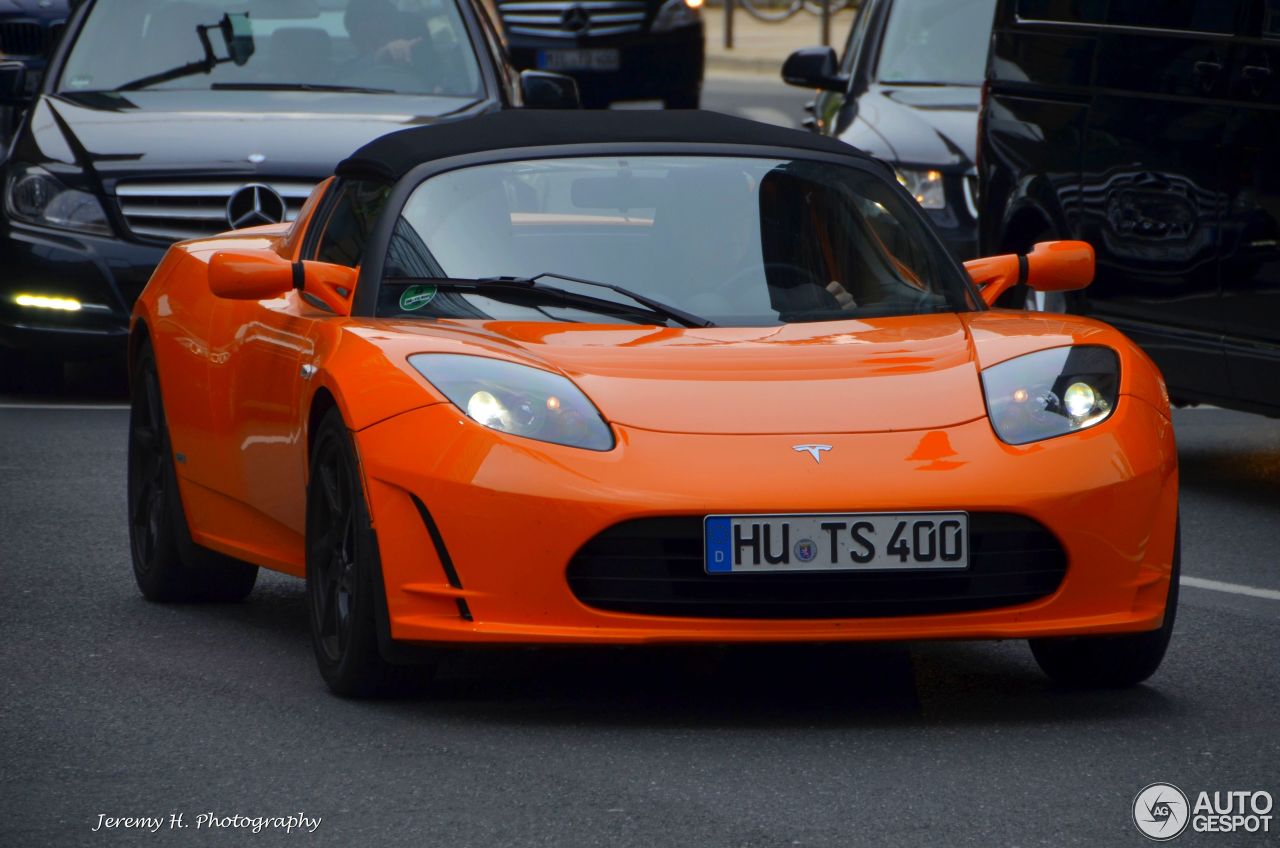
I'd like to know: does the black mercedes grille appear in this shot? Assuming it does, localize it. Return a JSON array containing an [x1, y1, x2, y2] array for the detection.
[[567, 514, 1067, 619], [0, 22, 49, 57]]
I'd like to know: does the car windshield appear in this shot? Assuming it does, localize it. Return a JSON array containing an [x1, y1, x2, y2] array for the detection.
[[378, 155, 975, 327], [58, 0, 482, 97], [876, 0, 997, 86]]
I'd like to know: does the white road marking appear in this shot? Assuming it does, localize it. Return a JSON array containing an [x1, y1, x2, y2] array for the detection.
[[1182, 576, 1280, 601], [739, 106, 795, 128], [0, 402, 128, 410]]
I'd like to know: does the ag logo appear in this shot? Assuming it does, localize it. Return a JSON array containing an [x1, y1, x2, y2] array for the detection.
[[1133, 783, 1190, 841]]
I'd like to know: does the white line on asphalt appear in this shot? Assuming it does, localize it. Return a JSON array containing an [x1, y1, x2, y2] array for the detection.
[[0, 402, 128, 410], [1182, 576, 1280, 601]]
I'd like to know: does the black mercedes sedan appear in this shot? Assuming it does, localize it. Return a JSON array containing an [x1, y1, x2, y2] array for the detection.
[[0, 0, 577, 386], [782, 0, 997, 260]]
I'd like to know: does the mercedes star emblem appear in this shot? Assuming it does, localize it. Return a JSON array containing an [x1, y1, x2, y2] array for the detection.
[[792, 444, 833, 463], [561, 4, 590, 32], [226, 184, 287, 230]]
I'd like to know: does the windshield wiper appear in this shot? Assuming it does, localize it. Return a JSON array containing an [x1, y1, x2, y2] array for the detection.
[[210, 83, 397, 94], [388, 273, 714, 328]]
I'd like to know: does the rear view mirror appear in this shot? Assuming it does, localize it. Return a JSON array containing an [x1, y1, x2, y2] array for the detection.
[[219, 12, 255, 66], [0, 62, 30, 107], [520, 71, 581, 109], [208, 249, 356, 316], [964, 241, 1095, 307], [781, 47, 848, 92]]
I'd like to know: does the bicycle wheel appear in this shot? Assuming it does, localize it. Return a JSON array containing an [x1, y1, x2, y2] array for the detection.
[[738, 0, 803, 23]]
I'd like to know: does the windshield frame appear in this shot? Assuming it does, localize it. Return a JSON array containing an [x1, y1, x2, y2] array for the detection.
[[47, 0, 500, 102], [345, 143, 985, 323]]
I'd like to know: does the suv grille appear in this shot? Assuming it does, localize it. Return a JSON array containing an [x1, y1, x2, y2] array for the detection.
[[567, 513, 1067, 619], [114, 179, 315, 243], [0, 22, 50, 56], [497, 0, 648, 39]]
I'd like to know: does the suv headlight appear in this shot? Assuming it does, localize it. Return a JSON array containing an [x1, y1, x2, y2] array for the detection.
[[5, 164, 111, 235], [651, 0, 702, 33], [981, 346, 1119, 445], [409, 353, 615, 451], [896, 168, 945, 210]]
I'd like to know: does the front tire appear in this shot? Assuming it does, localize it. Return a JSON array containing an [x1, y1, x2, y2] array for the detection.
[[1030, 523, 1180, 688], [128, 344, 258, 602], [306, 407, 431, 697]]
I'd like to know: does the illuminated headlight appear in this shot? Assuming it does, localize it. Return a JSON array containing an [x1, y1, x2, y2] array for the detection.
[[981, 346, 1119, 445], [5, 164, 111, 235], [651, 0, 701, 32], [409, 353, 614, 451], [895, 167, 946, 210]]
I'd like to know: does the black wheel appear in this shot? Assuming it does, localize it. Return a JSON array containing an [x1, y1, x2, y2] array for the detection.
[[1030, 522, 1180, 688], [664, 90, 700, 110], [128, 343, 257, 602], [306, 407, 431, 697]]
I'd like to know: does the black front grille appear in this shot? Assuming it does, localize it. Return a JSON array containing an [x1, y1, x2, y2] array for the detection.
[[567, 514, 1067, 619], [0, 22, 48, 57]]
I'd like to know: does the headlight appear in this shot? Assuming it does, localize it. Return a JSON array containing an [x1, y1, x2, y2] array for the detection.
[[895, 167, 946, 210], [981, 346, 1119, 445], [651, 0, 701, 33], [408, 353, 614, 451], [5, 164, 111, 235]]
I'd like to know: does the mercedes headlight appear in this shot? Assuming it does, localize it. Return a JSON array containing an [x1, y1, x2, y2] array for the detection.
[[409, 354, 614, 451], [5, 164, 111, 235], [896, 167, 945, 210], [651, 0, 702, 33], [981, 346, 1119, 445]]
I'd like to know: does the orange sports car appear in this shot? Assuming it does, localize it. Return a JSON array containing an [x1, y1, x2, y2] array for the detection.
[[127, 111, 1178, 696]]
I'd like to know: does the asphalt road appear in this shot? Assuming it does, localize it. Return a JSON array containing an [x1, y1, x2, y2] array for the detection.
[[2, 75, 1279, 848]]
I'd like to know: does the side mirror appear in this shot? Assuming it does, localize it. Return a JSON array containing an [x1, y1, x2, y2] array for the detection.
[[520, 70, 581, 109], [965, 240, 1094, 307], [781, 47, 848, 93], [208, 249, 357, 316], [0, 62, 30, 107], [219, 12, 255, 66]]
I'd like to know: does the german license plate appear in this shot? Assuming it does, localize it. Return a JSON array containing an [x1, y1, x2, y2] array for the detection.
[[536, 48, 620, 71], [704, 512, 969, 574]]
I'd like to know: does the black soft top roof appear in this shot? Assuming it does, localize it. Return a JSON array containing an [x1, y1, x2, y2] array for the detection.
[[336, 109, 866, 182]]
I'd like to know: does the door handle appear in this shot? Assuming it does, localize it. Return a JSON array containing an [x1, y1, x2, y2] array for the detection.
[[1241, 64, 1272, 82], [1193, 58, 1223, 91]]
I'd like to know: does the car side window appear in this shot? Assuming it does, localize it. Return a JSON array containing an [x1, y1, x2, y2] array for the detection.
[[840, 0, 874, 75], [1265, 0, 1280, 38], [1015, 0, 1106, 24], [314, 181, 392, 268], [1105, 0, 1241, 33]]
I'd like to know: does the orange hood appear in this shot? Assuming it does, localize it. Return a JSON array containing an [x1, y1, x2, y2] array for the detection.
[[360, 313, 986, 435]]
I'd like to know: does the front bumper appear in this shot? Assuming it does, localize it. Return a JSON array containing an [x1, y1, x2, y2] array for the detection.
[[506, 25, 704, 107], [0, 221, 162, 356], [356, 395, 1179, 646]]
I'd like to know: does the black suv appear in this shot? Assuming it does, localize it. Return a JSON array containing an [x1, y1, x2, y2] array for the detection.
[[980, 0, 1279, 416], [783, 0, 998, 261], [494, 0, 704, 108], [0, 0, 577, 384]]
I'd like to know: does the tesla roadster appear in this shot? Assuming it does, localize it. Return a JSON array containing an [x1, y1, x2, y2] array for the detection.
[[127, 110, 1179, 696]]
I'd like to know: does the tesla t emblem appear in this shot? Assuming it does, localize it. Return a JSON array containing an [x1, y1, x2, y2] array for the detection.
[[561, 4, 590, 32], [793, 444, 833, 464], [226, 183, 287, 229]]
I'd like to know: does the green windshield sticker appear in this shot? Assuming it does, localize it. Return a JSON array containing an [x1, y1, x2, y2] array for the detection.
[[399, 284, 438, 311]]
